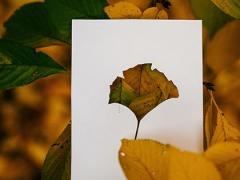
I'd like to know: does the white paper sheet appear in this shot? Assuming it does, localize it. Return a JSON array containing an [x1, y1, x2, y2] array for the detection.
[[72, 20, 203, 180]]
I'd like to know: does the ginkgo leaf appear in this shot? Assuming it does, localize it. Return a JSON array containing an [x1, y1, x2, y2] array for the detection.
[[204, 142, 240, 180], [109, 63, 179, 121], [142, 7, 159, 19], [211, 111, 240, 145], [107, 0, 152, 11], [204, 90, 240, 147], [104, 1, 142, 19], [119, 139, 222, 180]]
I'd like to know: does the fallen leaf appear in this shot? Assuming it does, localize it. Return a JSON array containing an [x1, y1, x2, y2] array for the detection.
[[119, 139, 222, 180], [205, 142, 240, 180], [107, 0, 152, 11], [109, 63, 179, 121], [211, 0, 240, 19], [104, 1, 142, 19]]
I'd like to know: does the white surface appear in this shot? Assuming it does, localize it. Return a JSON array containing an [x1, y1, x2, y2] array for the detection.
[[72, 20, 203, 180]]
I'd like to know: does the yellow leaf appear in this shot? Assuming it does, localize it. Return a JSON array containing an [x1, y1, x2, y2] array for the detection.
[[204, 91, 218, 149], [104, 1, 142, 19], [107, 0, 152, 11], [141, 7, 159, 19], [204, 91, 240, 146], [205, 142, 240, 180], [109, 63, 179, 121], [211, 110, 240, 145], [157, 10, 168, 19], [119, 139, 222, 180], [205, 20, 240, 74]]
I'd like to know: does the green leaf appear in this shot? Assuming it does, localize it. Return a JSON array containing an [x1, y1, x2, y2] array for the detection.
[[42, 123, 71, 180], [4, 2, 64, 48], [4, 0, 108, 47], [211, 0, 240, 19], [45, 0, 108, 43], [190, 0, 233, 37], [0, 40, 65, 90]]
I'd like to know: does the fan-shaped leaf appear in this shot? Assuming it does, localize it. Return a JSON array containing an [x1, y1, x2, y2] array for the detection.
[[109, 63, 179, 120]]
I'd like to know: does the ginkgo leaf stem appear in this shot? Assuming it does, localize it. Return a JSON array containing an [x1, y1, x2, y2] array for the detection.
[[134, 121, 141, 140]]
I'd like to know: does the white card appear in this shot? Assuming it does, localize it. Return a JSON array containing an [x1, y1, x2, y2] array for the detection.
[[72, 20, 203, 180]]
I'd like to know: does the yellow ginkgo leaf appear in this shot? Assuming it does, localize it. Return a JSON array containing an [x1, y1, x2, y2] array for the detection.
[[204, 90, 240, 147], [141, 7, 159, 19], [211, 111, 240, 145], [157, 10, 168, 19], [104, 1, 142, 19], [205, 142, 240, 180], [107, 0, 152, 11], [204, 91, 218, 149], [109, 63, 179, 121], [119, 139, 222, 180]]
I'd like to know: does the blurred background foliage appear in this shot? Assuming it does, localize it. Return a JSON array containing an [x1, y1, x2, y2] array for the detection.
[[0, 0, 239, 179], [0, 0, 70, 179]]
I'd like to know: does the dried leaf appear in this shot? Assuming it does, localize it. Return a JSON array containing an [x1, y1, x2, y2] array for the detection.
[[119, 139, 222, 180], [205, 142, 240, 180], [104, 1, 142, 19], [107, 0, 152, 11], [109, 63, 179, 120]]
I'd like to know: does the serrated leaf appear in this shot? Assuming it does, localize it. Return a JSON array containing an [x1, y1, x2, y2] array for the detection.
[[42, 123, 71, 180], [45, 0, 108, 43], [0, 40, 65, 90], [204, 142, 240, 180], [3, 2, 63, 48], [119, 139, 222, 180], [212, 0, 240, 19], [190, 0, 232, 37], [109, 63, 179, 120]]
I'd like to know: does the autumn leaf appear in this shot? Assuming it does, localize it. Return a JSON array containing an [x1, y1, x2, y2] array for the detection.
[[204, 90, 240, 148], [205, 142, 240, 180], [109, 63, 179, 121], [119, 139, 222, 180]]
